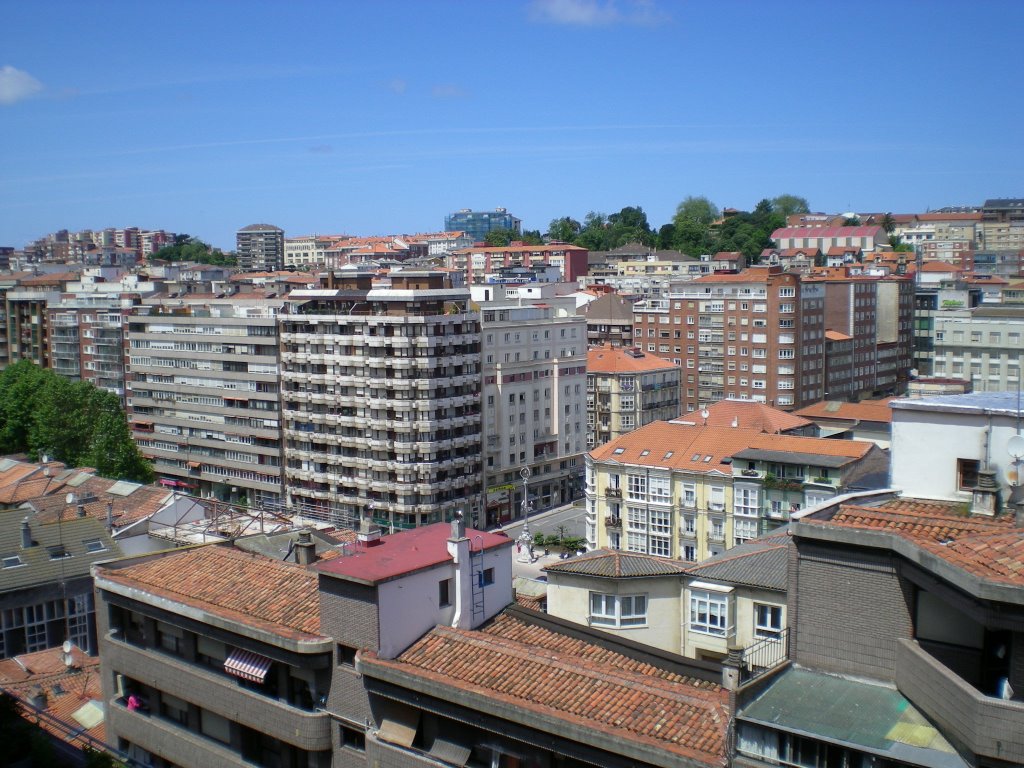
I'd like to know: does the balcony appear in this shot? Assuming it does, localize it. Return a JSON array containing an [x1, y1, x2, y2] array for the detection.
[[605, 487, 622, 498], [103, 634, 332, 752], [896, 638, 1024, 764], [605, 516, 622, 529], [108, 702, 251, 768]]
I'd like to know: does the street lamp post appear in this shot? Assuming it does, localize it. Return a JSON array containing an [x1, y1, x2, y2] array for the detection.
[[517, 466, 534, 563]]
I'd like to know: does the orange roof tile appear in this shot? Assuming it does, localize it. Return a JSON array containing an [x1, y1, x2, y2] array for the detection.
[[96, 545, 325, 640], [587, 344, 679, 374], [794, 397, 896, 424], [362, 613, 728, 765], [589, 422, 869, 472], [0, 646, 106, 747], [806, 497, 1024, 586], [824, 330, 852, 341], [673, 400, 811, 434]]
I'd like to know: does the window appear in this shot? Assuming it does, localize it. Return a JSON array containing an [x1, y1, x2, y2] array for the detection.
[[734, 518, 758, 544], [649, 476, 671, 504], [156, 621, 182, 654], [683, 514, 696, 534], [438, 578, 452, 607], [340, 725, 366, 751], [627, 474, 647, 500], [337, 644, 357, 667], [683, 545, 696, 562], [480, 568, 495, 587], [1, 554, 24, 569], [590, 593, 647, 627], [754, 604, 783, 638], [84, 539, 107, 553], [957, 458, 980, 490], [734, 487, 758, 516], [689, 589, 729, 636], [47, 545, 71, 560]]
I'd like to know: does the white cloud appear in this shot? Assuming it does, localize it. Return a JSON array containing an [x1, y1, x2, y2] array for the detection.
[[528, 0, 668, 27], [0, 65, 43, 105]]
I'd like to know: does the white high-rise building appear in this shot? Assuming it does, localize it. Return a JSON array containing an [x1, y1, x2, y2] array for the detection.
[[280, 269, 482, 530]]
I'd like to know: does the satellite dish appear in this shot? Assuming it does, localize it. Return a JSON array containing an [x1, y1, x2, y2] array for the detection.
[[65, 492, 75, 505], [62, 640, 72, 654], [1008, 435, 1024, 460]]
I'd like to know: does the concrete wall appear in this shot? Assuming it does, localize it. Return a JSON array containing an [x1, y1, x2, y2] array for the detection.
[[790, 539, 913, 680], [319, 576, 380, 650]]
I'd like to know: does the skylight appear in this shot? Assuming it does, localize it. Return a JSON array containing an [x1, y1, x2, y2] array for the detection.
[[613, 448, 625, 455], [84, 539, 107, 554], [47, 545, 71, 560], [2, 555, 24, 569]]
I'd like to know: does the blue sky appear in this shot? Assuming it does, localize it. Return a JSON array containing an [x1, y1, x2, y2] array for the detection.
[[2, 0, 1022, 251]]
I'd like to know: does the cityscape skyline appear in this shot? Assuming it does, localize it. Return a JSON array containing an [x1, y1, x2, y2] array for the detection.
[[3, 0, 1023, 251]]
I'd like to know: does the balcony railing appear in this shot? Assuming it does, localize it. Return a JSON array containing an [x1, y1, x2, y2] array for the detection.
[[605, 516, 622, 529], [605, 487, 622, 498], [739, 628, 789, 685]]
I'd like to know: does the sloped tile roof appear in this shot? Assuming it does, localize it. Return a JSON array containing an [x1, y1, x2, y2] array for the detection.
[[587, 344, 679, 374], [544, 548, 690, 578], [363, 613, 728, 764], [0, 646, 105, 746], [589, 422, 870, 474], [673, 400, 812, 434], [30, 477, 173, 527], [0, 515, 120, 592], [794, 397, 896, 424], [685, 533, 790, 591], [96, 544, 325, 640], [806, 498, 1024, 587]]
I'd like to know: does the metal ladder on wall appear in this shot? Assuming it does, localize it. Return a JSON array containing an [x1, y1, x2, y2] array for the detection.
[[470, 535, 485, 623]]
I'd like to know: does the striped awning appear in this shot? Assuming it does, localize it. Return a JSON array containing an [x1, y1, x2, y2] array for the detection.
[[224, 648, 272, 683]]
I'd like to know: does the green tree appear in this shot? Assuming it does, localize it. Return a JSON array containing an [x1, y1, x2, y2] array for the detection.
[[656, 223, 677, 250], [483, 228, 520, 246], [575, 212, 611, 251], [151, 236, 236, 267], [82, 410, 155, 484], [770, 194, 810, 218], [880, 213, 897, 235], [843, 216, 862, 226], [606, 205, 654, 248], [673, 196, 720, 227], [546, 217, 581, 242], [0, 360, 48, 454], [519, 229, 544, 245]]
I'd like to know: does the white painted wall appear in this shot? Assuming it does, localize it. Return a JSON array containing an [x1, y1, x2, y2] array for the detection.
[[376, 544, 513, 659], [891, 405, 1021, 503]]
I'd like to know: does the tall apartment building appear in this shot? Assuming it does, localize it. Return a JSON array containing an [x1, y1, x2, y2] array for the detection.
[[978, 198, 1024, 251], [279, 270, 482, 530], [632, 266, 825, 412], [911, 277, 983, 376], [283, 235, 343, 270], [586, 344, 681, 449], [807, 270, 915, 399], [478, 297, 587, 526], [48, 299, 134, 400], [444, 207, 521, 242], [236, 223, 285, 272], [931, 306, 1024, 392], [4, 272, 73, 367], [126, 297, 286, 506]]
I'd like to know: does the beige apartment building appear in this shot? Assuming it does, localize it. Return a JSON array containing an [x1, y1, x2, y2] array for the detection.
[[479, 297, 587, 526], [126, 296, 286, 505], [586, 344, 681, 449], [931, 306, 1024, 392]]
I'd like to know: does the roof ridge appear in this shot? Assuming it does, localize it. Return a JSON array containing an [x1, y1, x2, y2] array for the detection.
[[686, 542, 789, 572]]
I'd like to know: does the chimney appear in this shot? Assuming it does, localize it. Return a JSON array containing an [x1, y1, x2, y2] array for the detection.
[[27, 685, 47, 710], [106, 501, 114, 532], [295, 529, 316, 566], [357, 515, 382, 547], [446, 510, 473, 630], [21, 518, 33, 549], [1015, 501, 1024, 529], [970, 469, 999, 517]]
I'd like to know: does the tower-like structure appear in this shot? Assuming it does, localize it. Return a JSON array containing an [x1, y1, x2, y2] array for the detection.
[[236, 223, 284, 272], [280, 269, 483, 530]]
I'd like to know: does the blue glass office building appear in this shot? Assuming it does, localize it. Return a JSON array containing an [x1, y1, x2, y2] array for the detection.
[[445, 208, 522, 242]]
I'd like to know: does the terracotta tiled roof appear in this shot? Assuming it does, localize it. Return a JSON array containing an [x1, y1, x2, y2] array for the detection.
[[693, 269, 772, 283], [31, 478, 173, 527], [673, 400, 811, 434], [544, 548, 691, 578], [794, 397, 896, 424], [0, 646, 106, 746], [363, 613, 727, 764], [771, 226, 886, 239], [587, 344, 679, 374], [919, 261, 961, 272], [96, 545, 325, 640], [589, 422, 869, 473], [808, 498, 1024, 586]]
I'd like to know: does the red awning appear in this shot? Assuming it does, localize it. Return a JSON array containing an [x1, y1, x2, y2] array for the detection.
[[224, 648, 272, 683]]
